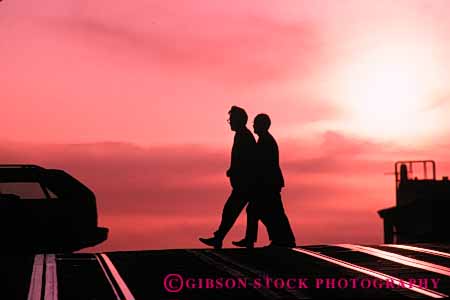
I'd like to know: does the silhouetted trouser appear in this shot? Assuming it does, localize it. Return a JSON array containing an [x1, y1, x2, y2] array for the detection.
[[245, 188, 295, 245], [214, 188, 251, 240], [244, 200, 259, 242], [266, 191, 296, 245]]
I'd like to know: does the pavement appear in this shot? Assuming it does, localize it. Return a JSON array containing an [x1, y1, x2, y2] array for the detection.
[[2, 243, 450, 300]]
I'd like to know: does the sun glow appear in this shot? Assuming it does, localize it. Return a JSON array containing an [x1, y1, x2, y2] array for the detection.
[[335, 41, 443, 143]]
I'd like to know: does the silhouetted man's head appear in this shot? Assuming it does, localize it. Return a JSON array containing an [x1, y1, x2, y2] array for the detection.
[[253, 113, 271, 135], [228, 106, 248, 131]]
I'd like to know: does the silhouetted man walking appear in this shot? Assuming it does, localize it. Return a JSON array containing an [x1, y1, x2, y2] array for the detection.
[[199, 106, 256, 249], [233, 113, 296, 248]]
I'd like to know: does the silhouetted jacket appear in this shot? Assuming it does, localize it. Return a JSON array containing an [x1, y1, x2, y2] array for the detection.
[[228, 128, 256, 189], [256, 132, 285, 191]]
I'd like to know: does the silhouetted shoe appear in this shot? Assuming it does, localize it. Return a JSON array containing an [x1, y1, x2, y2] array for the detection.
[[199, 237, 223, 249], [232, 239, 254, 249]]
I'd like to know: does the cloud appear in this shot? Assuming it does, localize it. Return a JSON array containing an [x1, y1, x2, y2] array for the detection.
[[2, 0, 326, 85], [0, 6, 335, 145], [1, 133, 422, 250], [0, 142, 229, 214], [2, 0, 450, 251], [37, 13, 323, 88]]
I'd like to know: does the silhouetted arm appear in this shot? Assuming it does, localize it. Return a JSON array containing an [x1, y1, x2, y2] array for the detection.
[[228, 130, 256, 188], [257, 134, 284, 190]]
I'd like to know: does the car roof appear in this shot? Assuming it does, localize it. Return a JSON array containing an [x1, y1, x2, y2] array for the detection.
[[0, 165, 46, 182]]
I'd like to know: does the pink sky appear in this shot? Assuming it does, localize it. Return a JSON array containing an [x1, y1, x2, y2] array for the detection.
[[1, 0, 450, 251]]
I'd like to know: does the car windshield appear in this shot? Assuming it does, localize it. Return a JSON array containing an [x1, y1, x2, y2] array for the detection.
[[0, 182, 47, 199]]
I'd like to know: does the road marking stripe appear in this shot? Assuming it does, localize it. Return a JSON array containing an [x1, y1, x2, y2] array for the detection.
[[95, 254, 121, 300], [27, 254, 45, 300], [291, 247, 447, 298], [44, 255, 58, 300], [384, 244, 450, 259], [100, 254, 136, 300], [338, 244, 450, 277]]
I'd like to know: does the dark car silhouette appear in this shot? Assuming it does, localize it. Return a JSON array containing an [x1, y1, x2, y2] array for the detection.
[[0, 165, 108, 252]]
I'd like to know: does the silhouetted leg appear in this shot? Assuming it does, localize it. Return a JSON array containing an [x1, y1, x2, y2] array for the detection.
[[261, 191, 295, 245], [250, 190, 272, 242], [258, 209, 273, 241], [271, 192, 296, 245], [214, 189, 249, 240], [244, 200, 259, 243]]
